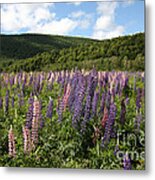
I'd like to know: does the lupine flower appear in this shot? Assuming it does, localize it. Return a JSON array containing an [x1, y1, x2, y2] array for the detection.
[[8, 125, 16, 157], [120, 99, 126, 125], [68, 74, 78, 112], [72, 77, 85, 128], [18, 91, 24, 107], [101, 106, 109, 128], [81, 70, 98, 131], [101, 103, 116, 147], [135, 113, 142, 132], [92, 126, 100, 144], [31, 97, 41, 146], [123, 154, 132, 170], [136, 88, 142, 112], [25, 96, 34, 129], [5, 90, 9, 114], [9, 76, 14, 87], [92, 91, 99, 117], [57, 98, 64, 123], [46, 98, 53, 119], [100, 92, 105, 114], [23, 126, 32, 154], [29, 75, 33, 86], [63, 83, 71, 111]]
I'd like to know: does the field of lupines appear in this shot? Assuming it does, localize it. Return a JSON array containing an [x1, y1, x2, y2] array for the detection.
[[0, 69, 145, 169]]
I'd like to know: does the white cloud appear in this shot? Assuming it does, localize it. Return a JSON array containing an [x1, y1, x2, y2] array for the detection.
[[70, 10, 92, 29], [1, 3, 91, 35], [29, 18, 78, 35], [1, 4, 55, 33], [70, 10, 85, 18], [95, 16, 114, 30], [92, 1, 125, 40], [96, 1, 118, 16]]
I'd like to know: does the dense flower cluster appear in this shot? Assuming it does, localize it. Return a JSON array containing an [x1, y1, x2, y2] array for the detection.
[[0, 70, 144, 169]]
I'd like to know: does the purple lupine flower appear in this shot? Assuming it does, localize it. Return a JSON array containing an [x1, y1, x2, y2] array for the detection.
[[136, 88, 142, 112], [123, 154, 132, 170], [114, 78, 119, 95], [100, 92, 105, 114], [101, 103, 117, 147], [124, 77, 129, 88], [47, 72, 52, 81], [135, 113, 142, 132], [9, 76, 14, 87], [39, 81, 44, 93], [92, 91, 99, 117], [120, 99, 126, 125], [46, 98, 53, 119], [57, 98, 64, 123], [25, 96, 34, 129], [29, 75, 33, 86], [5, 90, 9, 114], [68, 73, 79, 112], [105, 90, 111, 109], [18, 91, 24, 107], [81, 71, 98, 132], [72, 76, 85, 128]]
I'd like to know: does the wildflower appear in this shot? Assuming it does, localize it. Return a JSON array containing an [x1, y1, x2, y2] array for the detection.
[[31, 97, 41, 146], [8, 125, 16, 157], [101, 103, 116, 147], [72, 77, 85, 128], [123, 154, 132, 170], [23, 126, 32, 154], [46, 98, 53, 119], [26, 96, 34, 129], [101, 106, 109, 128], [5, 90, 9, 114], [92, 91, 99, 117]]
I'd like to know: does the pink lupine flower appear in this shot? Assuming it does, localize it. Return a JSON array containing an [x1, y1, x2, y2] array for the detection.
[[31, 96, 41, 147], [8, 125, 16, 157], [23, 126, 32, 154], [63, 83, 71, 111], [101, 107, 109, 128]]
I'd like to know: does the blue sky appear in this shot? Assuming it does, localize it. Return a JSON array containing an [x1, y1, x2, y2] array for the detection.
[[1, 0, 144, 39]]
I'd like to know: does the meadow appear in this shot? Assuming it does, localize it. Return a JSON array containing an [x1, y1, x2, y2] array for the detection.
[[0, 69, 145, 169]]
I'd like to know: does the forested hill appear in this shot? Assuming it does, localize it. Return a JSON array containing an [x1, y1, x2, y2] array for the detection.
[[1, 34, 99, 60], [0, 32, 144, 72]]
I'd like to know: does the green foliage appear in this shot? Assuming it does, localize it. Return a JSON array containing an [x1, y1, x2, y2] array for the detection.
[[0, 33, 144, 72]]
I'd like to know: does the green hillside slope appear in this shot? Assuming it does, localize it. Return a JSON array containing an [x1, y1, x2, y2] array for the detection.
[[0, 32, 145, 72]]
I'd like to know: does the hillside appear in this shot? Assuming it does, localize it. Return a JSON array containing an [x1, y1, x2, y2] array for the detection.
[[0, 32, 145, 72], [0, 34, 99, 60]]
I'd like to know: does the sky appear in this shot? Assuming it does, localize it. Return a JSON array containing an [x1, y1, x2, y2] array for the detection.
[[1, 0, 144, 40]]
